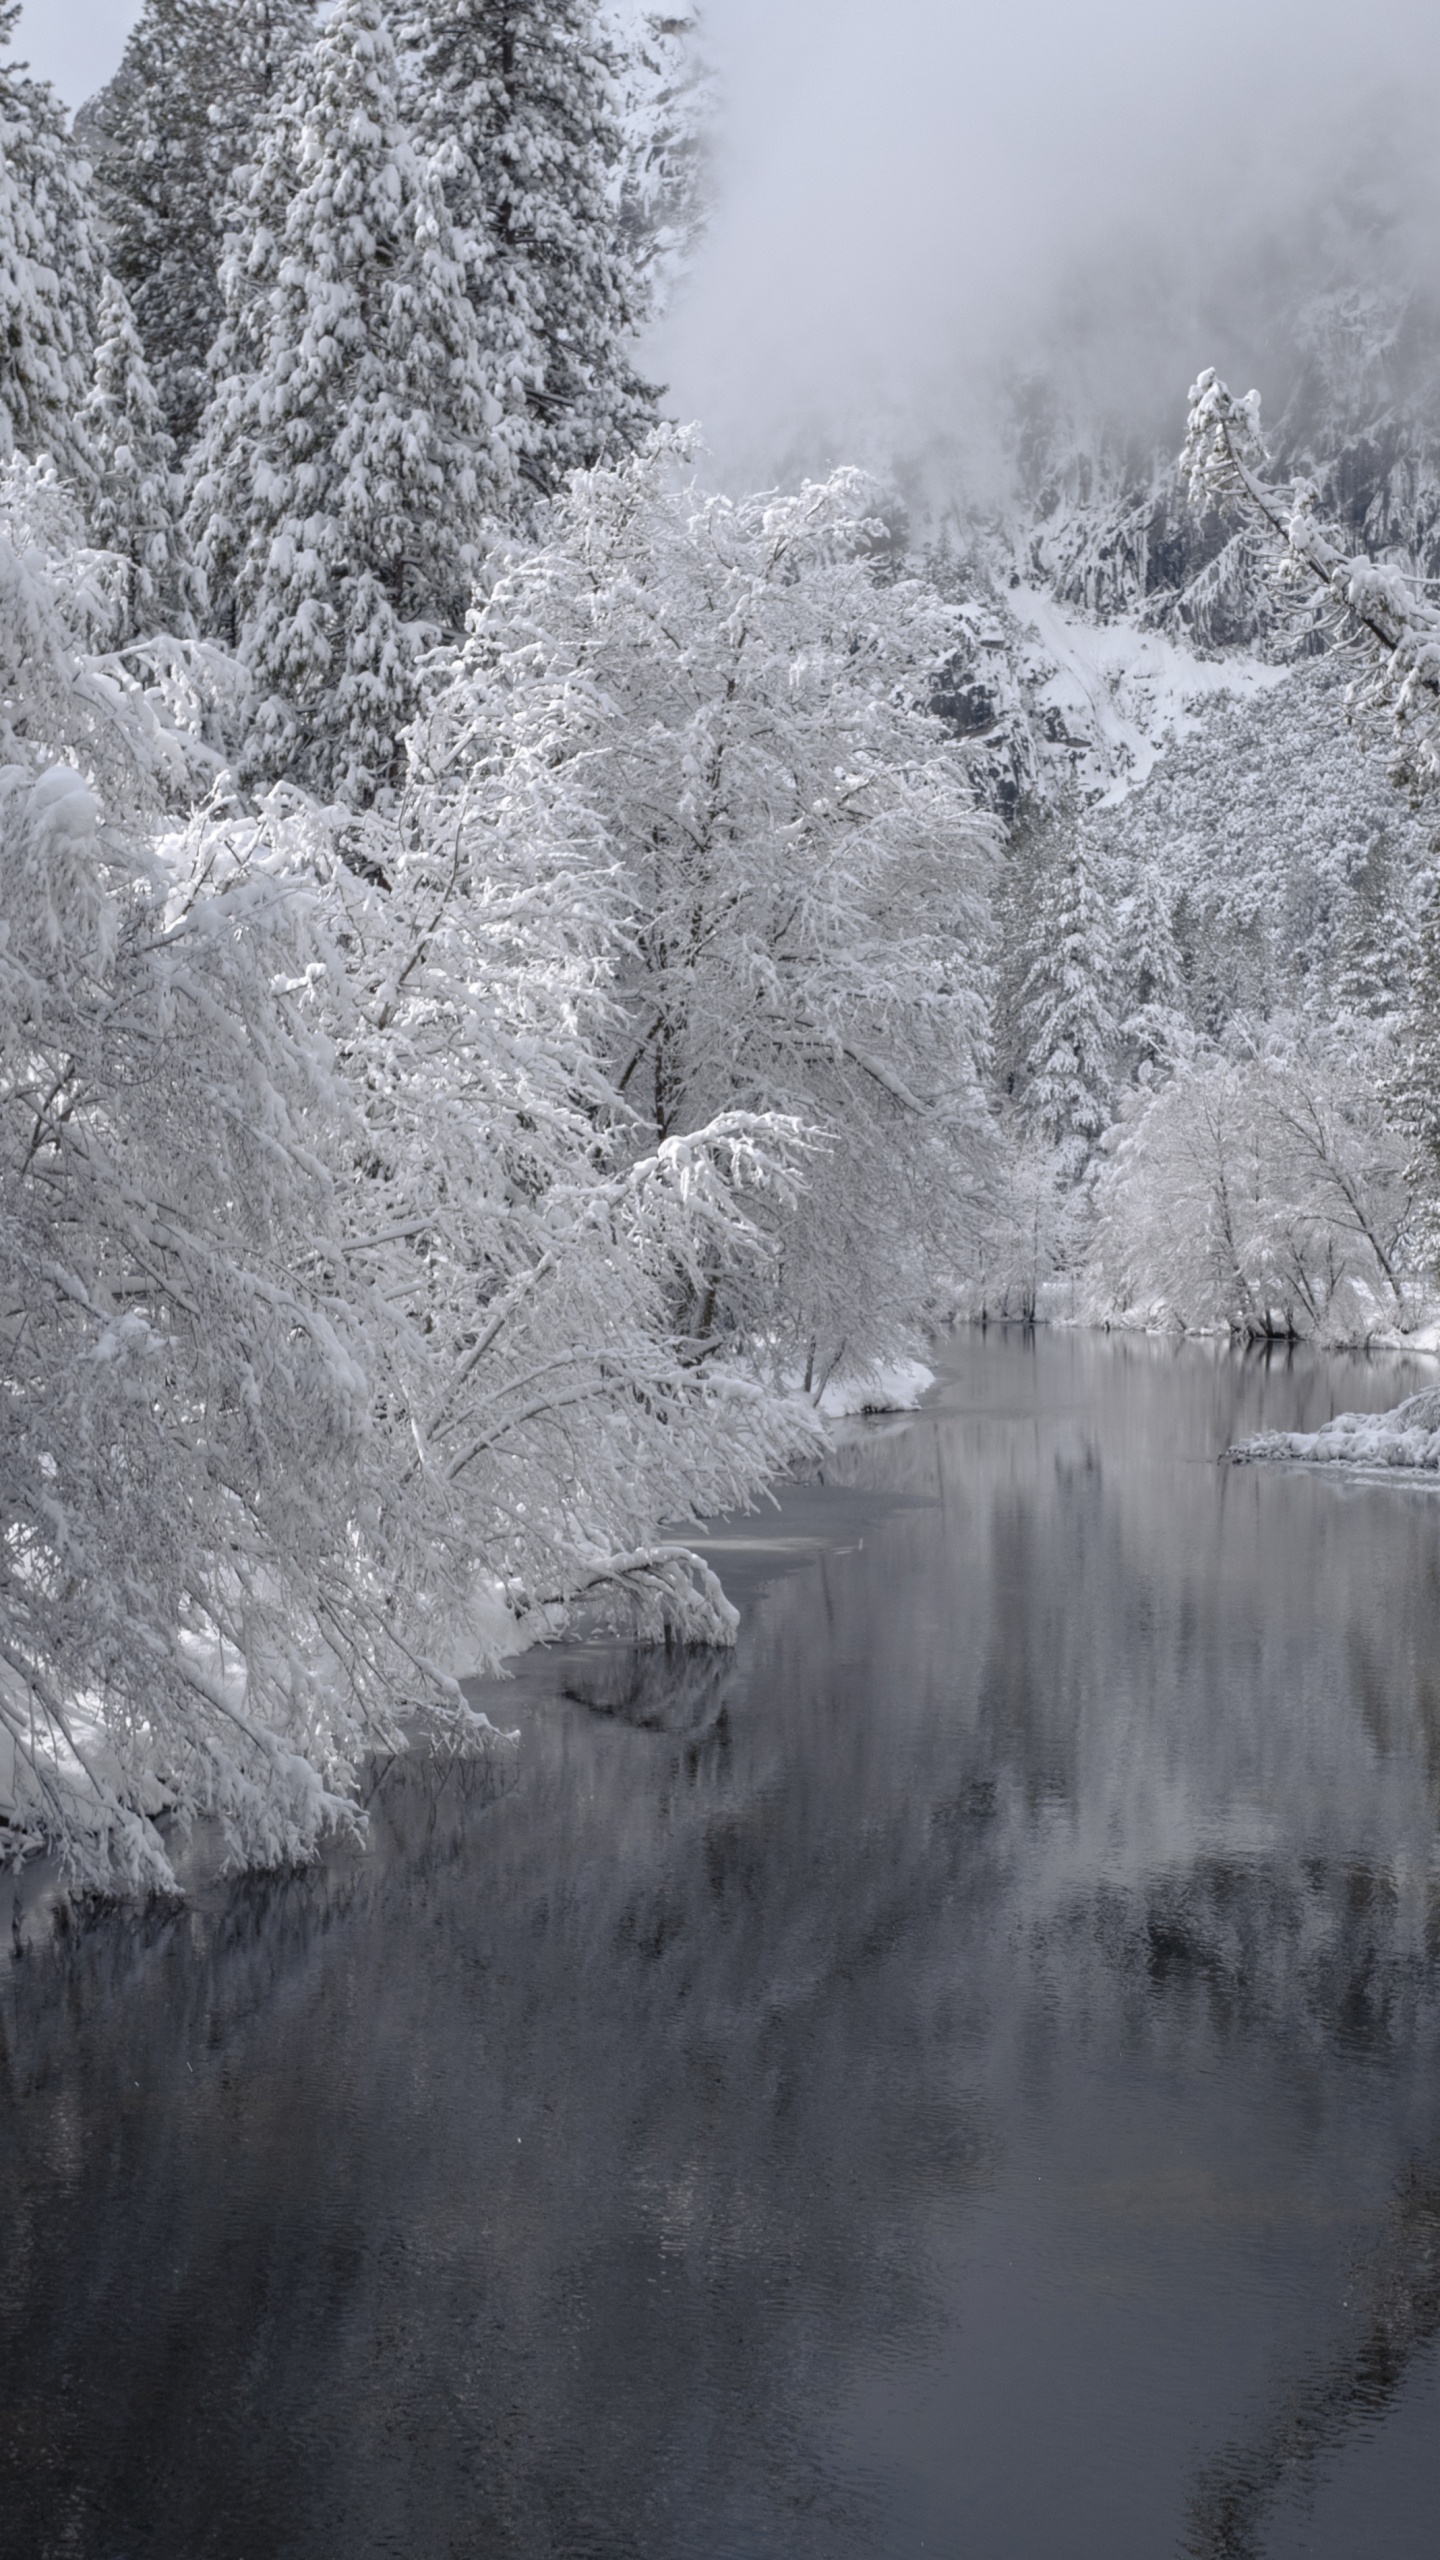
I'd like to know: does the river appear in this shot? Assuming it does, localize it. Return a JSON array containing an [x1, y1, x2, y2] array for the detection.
[[5, 1327, 1440, 2559]]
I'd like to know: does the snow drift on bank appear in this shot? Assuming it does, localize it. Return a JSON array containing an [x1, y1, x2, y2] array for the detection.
[[1227, 1388, 1440, 1470]]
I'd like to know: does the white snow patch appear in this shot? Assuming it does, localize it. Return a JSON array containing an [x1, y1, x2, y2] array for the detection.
[[1009, 586, 1289, 801], [1228, 1388, 1440, 1472], [817, 1357, 934, 1418]]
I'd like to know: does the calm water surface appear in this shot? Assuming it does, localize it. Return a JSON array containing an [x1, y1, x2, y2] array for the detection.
[[6, 1329, 1440, 2559]]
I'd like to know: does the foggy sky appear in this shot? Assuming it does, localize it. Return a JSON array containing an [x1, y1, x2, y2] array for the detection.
[[15, 0, 137, 107], [16, 0, 1440, 498], [650, 0, 1440, 491]]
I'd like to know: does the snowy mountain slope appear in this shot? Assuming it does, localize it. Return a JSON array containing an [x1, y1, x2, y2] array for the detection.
[[1005, 584, 1287, 802]]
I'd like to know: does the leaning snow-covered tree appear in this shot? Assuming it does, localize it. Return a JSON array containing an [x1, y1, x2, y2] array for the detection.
[[269, 784, 819, 1637], [189, 0, 507, 801], [0, 446, 819, 1898], [1183, 368, 1440, 797], [410, 434, 998, 1393], [395, 0, 656, 516]]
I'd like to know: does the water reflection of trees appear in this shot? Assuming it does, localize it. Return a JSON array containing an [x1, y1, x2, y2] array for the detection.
[[4, 1328, 1440, 2554], [1181, 2152, 1440, 2558]]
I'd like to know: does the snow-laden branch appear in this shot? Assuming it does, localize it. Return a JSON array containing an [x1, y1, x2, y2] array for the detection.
[[1183, 369, 1440, 787]]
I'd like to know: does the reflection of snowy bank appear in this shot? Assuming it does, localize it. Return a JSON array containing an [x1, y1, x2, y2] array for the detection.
[[1228, 1387, 1440, 1470]]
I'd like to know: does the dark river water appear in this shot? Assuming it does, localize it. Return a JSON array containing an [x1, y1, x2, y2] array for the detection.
[[7, 1328, 1440, 2560]]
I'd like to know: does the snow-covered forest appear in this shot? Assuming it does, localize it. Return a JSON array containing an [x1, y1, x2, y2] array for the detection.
[[6, 0, 1440, 1887]]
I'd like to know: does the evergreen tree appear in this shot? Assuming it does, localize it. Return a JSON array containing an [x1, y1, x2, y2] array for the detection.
[[188, 0, 502, 803], [1334, 830, 1413, 1025], [611, 8, 715, 323], [0, 8, 101, 485], [1387, 870, 1440, 1273], [1019, 832, 1118, 1171], [85, 0, 316, 449], [1118, 858, 1188, 1077], [395, 0, 655, 514], [81, 272, 196, 635]]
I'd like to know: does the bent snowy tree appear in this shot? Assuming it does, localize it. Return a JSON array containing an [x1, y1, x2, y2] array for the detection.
[[1183, 370, 1440, 793], [0, 456, 822, 1897]]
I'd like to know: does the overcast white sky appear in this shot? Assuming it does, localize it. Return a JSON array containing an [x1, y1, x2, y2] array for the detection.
[[654, 0, 1440, 487], [18, 0, 1440, 490], [17, 0, 138, 106]]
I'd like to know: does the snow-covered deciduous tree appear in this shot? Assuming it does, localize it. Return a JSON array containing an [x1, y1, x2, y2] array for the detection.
[[85, 0, 317, 449], [81, 273, 196, 638], [395, 0, 655, 516], [0, 747, 815, 1895], [411, 435, 998, 1391], [0, 470, 383, 1892], [0, 456, 228, 809], [189, 0, 502, 802], [0, 779, 394, 1895], [281, 787, 819, 1634], [969, 1133, 1074, 1323], [0, 9, 102, 487], [0, 447, 821, 1897], [1089, 1035, 1409, 1338]]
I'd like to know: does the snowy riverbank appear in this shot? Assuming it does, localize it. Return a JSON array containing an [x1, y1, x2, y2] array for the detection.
[[1227, 1386, 1440, 1470]]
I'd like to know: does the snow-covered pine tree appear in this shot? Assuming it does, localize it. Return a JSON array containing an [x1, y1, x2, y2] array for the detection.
[[189, 0, 503, 803], [0, 9, 101, 486], [81, 273, 196, 637], [610, 7, 715, 323], [84, 0, 316, 449], [1018, 829, 1118, 1171], [395, 0, 655, 516], [1387, 869, 1440, 1273], [1333, 829, 1413, 1026], [1118, 856, 1188, 1079]]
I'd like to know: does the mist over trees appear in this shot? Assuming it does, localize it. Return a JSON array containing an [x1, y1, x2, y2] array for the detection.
[[4, 0, 1440, 1883]]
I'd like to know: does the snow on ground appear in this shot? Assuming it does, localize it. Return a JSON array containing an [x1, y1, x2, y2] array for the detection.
[[817, 1358, 934, 1419], [1228, 1388, 1440, 1470], [1008, 586, 1289, 801]]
